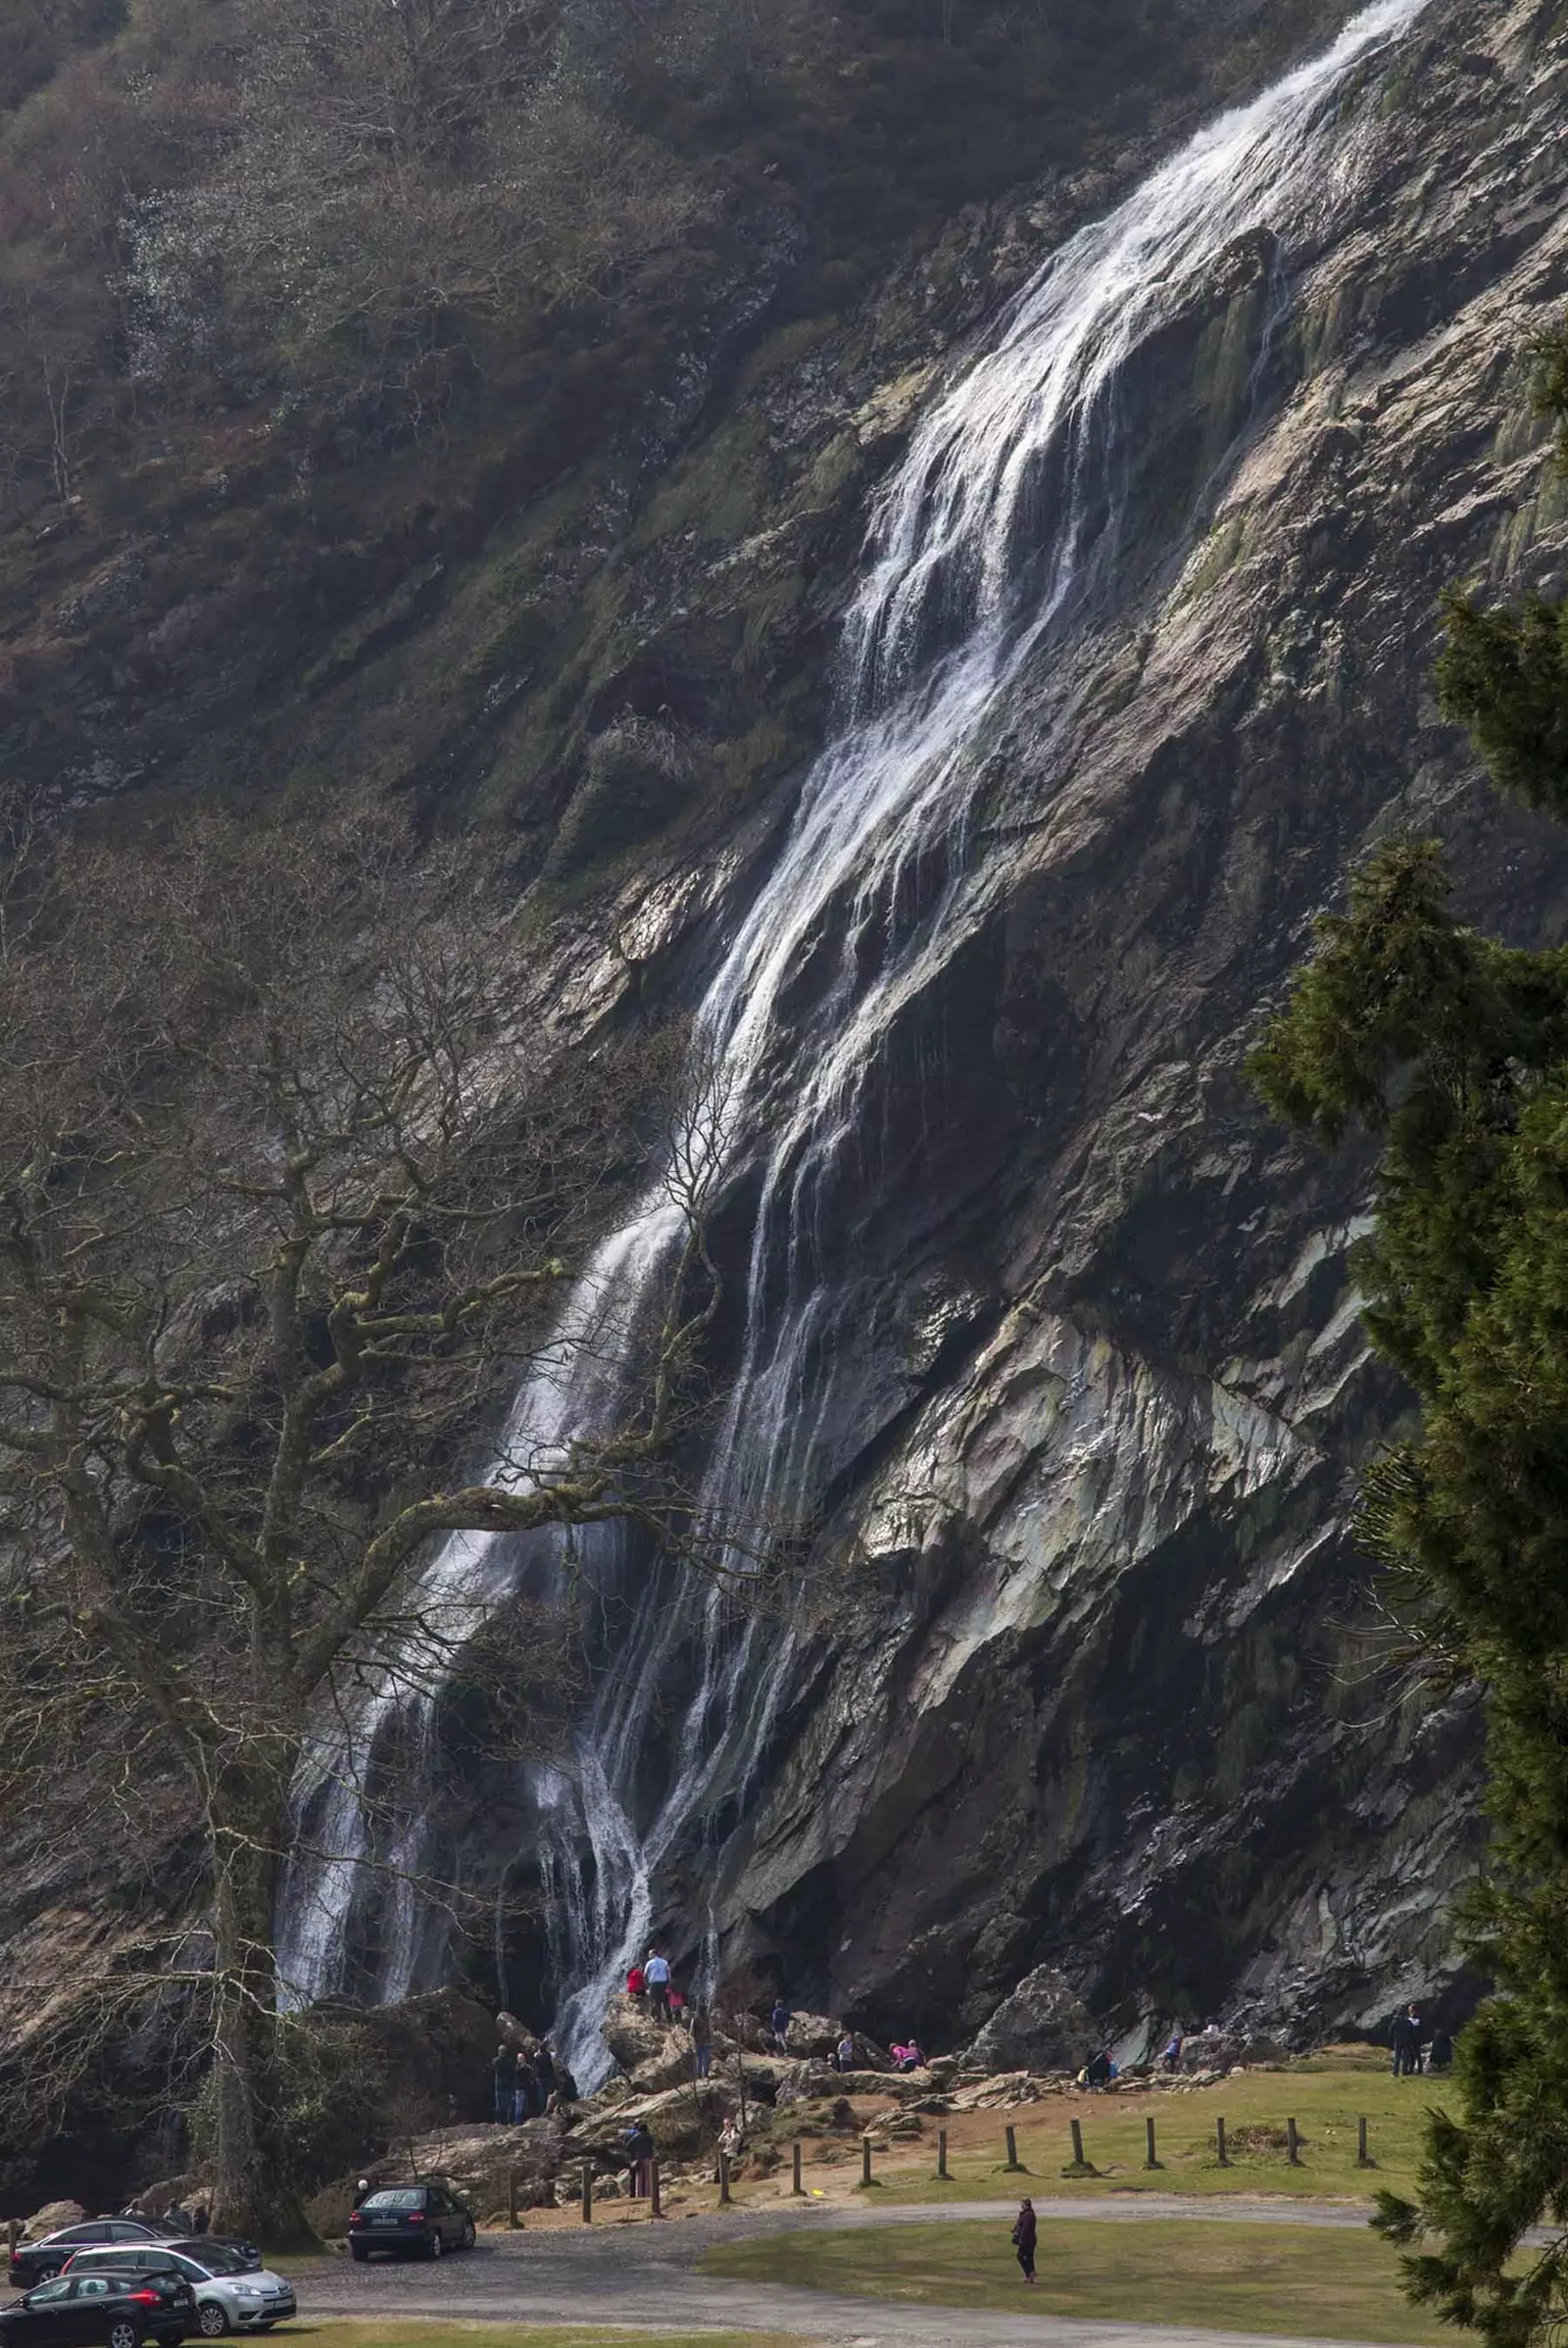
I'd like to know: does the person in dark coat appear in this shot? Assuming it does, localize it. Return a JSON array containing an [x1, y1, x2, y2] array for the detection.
[[493, 2042, 514, 2121], [535, 2041, 557, 2104], [514, 2052, 538, 2122], [1391, 2007, 1421, 2078], [1011, 2197, 1038, 2283], [192, 2209, 210, 2235], [692, 2007, 713, 2080], [622, 2121, 656, 2198]]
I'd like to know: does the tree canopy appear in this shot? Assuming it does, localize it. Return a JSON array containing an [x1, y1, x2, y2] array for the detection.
[[1251, 326, 1568, 2348]]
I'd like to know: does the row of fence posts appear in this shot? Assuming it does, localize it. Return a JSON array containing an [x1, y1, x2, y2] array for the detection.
[[514, 2109, 1378, 2222]]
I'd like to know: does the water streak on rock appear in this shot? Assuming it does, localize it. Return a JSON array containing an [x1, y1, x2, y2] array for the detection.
[[276, 0, 1435, 2086]]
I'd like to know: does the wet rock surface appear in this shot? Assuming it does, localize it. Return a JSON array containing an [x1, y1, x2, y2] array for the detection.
[[574, 0, 1568, 2049]]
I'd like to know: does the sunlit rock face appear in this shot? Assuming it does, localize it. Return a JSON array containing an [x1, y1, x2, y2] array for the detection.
[[672, 0, 1568, 2048], [270, 0, 1567, 2068]]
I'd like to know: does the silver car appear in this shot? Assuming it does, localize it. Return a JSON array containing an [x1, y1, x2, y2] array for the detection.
[[62, 2249, 296, 2337]]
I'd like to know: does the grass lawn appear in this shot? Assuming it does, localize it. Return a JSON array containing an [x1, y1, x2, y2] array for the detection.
[[278, 2326, 812, 2348], [702, 2216, 1444, 2343], [870, 2050, 1453, 2206]]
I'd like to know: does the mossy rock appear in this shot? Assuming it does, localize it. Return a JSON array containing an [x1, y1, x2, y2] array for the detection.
[[544, 716, 700, 881]]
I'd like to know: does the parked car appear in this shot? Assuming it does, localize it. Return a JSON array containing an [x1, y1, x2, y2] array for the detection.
[[61, 2248, 294, 2337], [0, 2265, 193, 2348], [347, 2185, 475, 2262], [9, 2232, 260, 2298], [9, 2227, 178, 2292]]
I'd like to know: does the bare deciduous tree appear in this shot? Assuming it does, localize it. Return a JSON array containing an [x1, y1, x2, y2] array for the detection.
[[0, 807, 721, 2233]]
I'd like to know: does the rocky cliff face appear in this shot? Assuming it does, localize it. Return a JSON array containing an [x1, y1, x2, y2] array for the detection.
[[683, 0, 1568, 2049], [438, 0, 1568, 2056], [5, 0, 1566, 2173]]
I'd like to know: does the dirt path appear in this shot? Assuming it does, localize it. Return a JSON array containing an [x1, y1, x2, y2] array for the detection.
[[291, 2194, 1404, 2346]]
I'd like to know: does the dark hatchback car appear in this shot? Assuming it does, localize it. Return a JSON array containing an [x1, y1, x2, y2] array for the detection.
[[0, 2267, 193, 2348], [10, 2230, 177, 2293], [347, 2186, 475, 2262]]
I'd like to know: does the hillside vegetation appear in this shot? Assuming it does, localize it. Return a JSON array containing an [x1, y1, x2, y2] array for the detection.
[[0, 0, 1348, 856]]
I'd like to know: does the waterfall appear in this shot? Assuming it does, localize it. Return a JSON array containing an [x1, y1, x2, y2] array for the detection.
[[276, 0, 1436, 2086]]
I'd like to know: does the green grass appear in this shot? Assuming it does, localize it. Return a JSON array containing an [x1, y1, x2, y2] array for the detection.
[[881, 2053, 1453, 2205], [284, 2325, 813, 2348], [701, 2217, 1445, 2343]]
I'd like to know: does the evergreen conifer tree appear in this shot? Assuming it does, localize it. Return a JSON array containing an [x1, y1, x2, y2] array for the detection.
[[1252, 327, 1568, 2348]]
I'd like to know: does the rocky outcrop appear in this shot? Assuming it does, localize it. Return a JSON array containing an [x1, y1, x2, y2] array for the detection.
[[682, 0, 1561, 2051], [965, 1967, 1097, 2075], [1, 0, 1556, 2202]]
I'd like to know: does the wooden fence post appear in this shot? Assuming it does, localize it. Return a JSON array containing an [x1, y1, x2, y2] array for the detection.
[[1070, 2117, 1086, 2168], [792, 2141, 804, 2196], [580, 2162, 593, 2223], [861, 2134, 874, 2186], [1216, 2116, 1229, 2168], [650, 2158, 662, 2219], [718, 2151, 732, 2207], [1145, 2117, 1161, 2170], [1288, 2116, 1301, 2168], [1004, 2124, 1023, 2172], [1357, 2117, 1373, 2169], [508, 2170, 519, 2228], [938, 2128, 950, 2180]]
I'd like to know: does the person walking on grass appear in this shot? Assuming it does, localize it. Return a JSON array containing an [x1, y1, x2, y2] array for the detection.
[[1012, 2196, 1037, 2284]]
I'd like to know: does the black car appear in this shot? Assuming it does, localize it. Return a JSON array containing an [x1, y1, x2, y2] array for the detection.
[[0, 2267, 193, 2348], [9, 2230, 176, 2293], [347, 2185, 475, 2262]]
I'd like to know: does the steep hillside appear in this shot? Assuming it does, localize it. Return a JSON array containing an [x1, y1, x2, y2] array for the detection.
[[343, 0, 1567, 2061], [3, 0, 1566, 2199]]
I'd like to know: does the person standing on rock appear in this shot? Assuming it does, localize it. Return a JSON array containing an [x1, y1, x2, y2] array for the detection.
[[769, 1996, 792, 2053], [644, 1947, 672, 2023], [493, 2042, 514, 2122], [626, 1961, 645, 1998], [514, 2050, 539, 2122], [1011, 2197, 1038, 2283], [535, 2041, 557, 2107], [836, 2028, 857, 2073], [692, 2007, 713, 2080]]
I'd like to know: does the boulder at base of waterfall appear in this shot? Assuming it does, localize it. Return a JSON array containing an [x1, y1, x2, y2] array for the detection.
[[964, 1965, 1096, 2076], [23, 2202, 85, 2241], [570, 2081, 733, 2161], [602, 1992, 680, 2078], [628, 2036, 703, 2095], [782, 2010, 840, 2057], [775, 2057, 837, 2105]]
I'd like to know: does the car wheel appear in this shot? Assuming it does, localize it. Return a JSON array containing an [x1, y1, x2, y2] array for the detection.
[[426, 2231, 444, 2262], [461, 2221, 475, 2251], [36, 2268, 61, 2284], [108, 2320, 142, 2348], [198, 2303, 229, 2337]]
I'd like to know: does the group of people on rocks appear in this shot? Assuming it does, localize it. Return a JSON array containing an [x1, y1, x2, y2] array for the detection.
[[492, 2035, 574, 2123], [626, 1950, 715, 2078]]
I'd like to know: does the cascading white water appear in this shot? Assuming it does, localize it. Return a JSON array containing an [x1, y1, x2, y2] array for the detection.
[[277, 0, 1436, 2083]]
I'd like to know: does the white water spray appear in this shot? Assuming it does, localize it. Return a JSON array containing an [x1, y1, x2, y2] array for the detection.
[[277, 0, 1435, 2085]]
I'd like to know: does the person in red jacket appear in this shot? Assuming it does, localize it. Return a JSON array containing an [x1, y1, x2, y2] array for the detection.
[[627, 1963, 645, 1997]]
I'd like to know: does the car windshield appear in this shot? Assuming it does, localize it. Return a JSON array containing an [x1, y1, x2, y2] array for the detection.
[[362, 2191, 423, 2211], [172, 2248, 248, 2276]]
